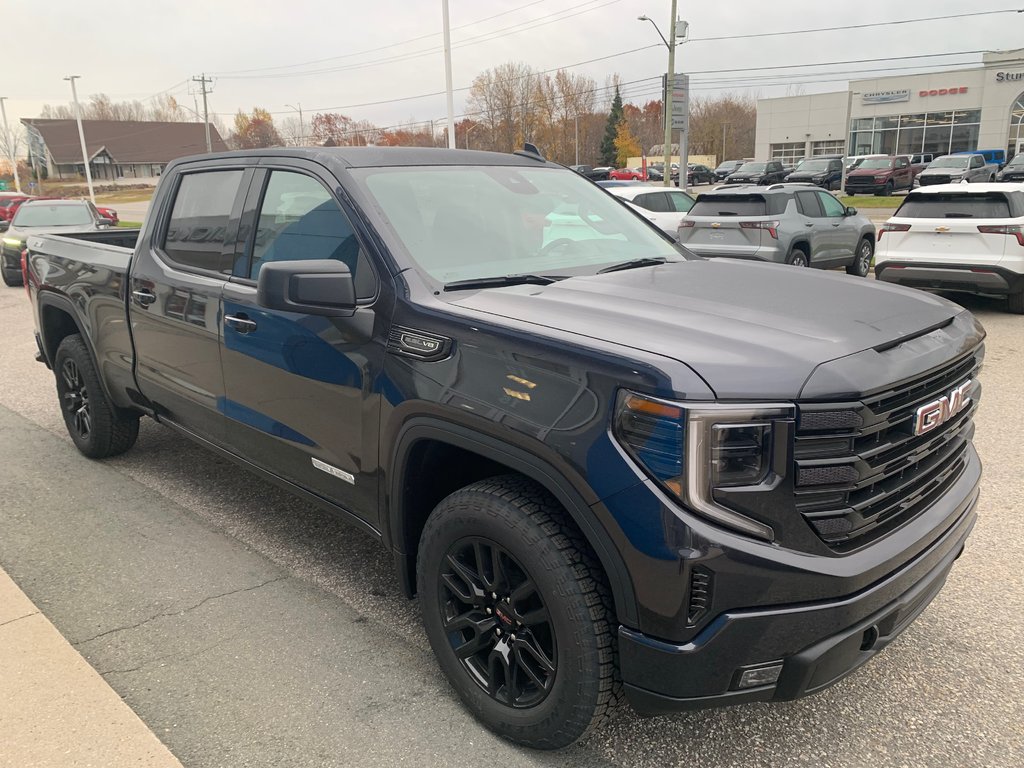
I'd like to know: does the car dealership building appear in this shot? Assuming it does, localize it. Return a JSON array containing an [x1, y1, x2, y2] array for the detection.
[[754, 49, 1024, 164]]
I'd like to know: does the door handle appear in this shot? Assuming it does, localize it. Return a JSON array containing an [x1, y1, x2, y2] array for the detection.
[[804, 223, 814, 227], [131, 289, 156, 306], [225, 314, 257, 334], [832, 223, 841, 227]]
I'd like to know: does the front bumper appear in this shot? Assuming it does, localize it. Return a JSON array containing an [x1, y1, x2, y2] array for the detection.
[[876, 262, 1024, 296], [618, 452, 980, 713], [845, 181, 889, 194]]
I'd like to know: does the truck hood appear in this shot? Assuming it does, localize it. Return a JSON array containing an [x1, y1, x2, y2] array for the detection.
[[449, 259, 963, 400], [787, 171, 828, 179], [918, 166, 968, 176]]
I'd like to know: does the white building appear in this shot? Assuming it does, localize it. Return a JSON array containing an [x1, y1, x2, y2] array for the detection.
[[755, 49, 1024, 163]]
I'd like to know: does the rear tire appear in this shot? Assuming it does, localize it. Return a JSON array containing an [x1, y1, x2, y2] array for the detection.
[[787, 246, 810, 267], [417, 475, 620, 749], [846, 238, 874, 277], [54, 334, 140, 458], [1008, 290, 1024, 314]]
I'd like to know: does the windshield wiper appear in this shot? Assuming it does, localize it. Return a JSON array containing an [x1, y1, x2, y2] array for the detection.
[[597, 257, 668, 274], [443, 274, 560, 291]]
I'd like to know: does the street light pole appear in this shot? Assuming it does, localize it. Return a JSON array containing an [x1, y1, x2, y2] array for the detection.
[[442, 0, 456, 149], [575, 115, 579, 165], [640, 2, 677, 188], [840, 88, 857, 193], [286, 102, 304, 146], [0, 97, 22, 193], [465, 122, 481, 149], [64, 75, 95, 204]]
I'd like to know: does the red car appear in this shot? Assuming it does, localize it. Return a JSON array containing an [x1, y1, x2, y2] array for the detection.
[[96, 205, 119, 225], [0, 194, 32, 223], [608, 167, 644, 181]]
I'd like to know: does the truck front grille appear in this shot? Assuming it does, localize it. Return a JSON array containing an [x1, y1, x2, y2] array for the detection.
[[793, 346, 983, 551], [919, 174, 951, 186], [845, 176, 876, 186]]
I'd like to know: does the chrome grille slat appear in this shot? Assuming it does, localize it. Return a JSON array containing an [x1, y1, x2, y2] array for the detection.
[[795, 346, 982, 550]]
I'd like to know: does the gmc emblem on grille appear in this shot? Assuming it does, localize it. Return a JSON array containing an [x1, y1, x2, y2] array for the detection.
[[913, 380, 972, 436]]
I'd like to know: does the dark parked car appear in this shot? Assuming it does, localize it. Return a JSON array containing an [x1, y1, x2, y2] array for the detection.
[[713, 160, 745, 181], [844, 155, 915, 196], [996, 153, 1024, 182], [784, 158, 843, 190], [1, 199, 112, 286], [568, 164, 611, 181], [724, 160, 787, 185], [685, 164, 715, 185], [24, 147, 983, 750]]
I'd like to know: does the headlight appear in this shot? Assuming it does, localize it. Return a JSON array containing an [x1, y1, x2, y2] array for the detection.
[[613, 391, 794, 540], [3, 237, 21, 246], [875, 176, 888, 183], [812, 175, 825, 181]]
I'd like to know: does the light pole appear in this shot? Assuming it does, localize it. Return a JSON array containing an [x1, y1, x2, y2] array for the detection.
[[574, 114, 580, 165], [441, 0, 456, 149], [839, 89, 860, 194], [639, 3, 679, 188], [465, 122, 481, 149], [64, 75, 95, 203], [0, 97, 21, 193], [285, 102, 304, 146]]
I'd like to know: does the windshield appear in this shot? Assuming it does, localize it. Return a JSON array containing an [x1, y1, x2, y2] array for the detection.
[[858, 158, 893, 170], [12, 203, 93, 227], [1006, 155, 1024, 168], [796, 160, 830, 171], [355, 166, 682, 284], [689, 195, 768, 216], [929, 156, 970, 169], [737, 163, 766, 173]]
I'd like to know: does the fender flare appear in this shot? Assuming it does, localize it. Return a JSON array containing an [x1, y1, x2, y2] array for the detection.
[[36, 291, 119, 407], [388, 417, 639, 627]]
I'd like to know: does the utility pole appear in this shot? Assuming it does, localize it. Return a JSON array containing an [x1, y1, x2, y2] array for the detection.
[[64, 76, 95, 204], [575, 115, 579, 165], [721, 123, 728, 163], [0, 97, 22, 193], [639, 3, 677, 187], [286, 102, 304, 146], [192, 74, 214, 152], [840, 88, 856, 193], [441, 0, 456, 149]]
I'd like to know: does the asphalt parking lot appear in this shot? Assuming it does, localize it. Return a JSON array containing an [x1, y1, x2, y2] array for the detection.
[[0, 282, 1022, 767]]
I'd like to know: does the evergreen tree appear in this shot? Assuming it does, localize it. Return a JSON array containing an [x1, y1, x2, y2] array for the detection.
[[599, 87, 624, 166]]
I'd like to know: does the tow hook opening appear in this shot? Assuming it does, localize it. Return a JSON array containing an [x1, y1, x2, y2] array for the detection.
[[860, 625, 880, 652]]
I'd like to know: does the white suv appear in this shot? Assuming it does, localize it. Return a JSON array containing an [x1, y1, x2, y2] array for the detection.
[[875, 183, 1024, 313]]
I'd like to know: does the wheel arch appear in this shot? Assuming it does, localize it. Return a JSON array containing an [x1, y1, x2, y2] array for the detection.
[[388, 418, 638, 627]]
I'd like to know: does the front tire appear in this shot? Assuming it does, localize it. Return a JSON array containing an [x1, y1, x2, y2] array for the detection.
[[54, 334, 140, 458], [417, 475, 620, 749], [847, 238, 874, 277]]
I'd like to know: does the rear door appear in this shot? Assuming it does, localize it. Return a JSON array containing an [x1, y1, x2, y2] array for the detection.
[[219, 160, 387, 524], [795, 191, 829, 260], [129, 163, 254, 444], [882, 192, 1013, 266]]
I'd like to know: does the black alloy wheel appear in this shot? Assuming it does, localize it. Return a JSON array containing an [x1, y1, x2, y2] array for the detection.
[[439, 537, 556, 708], [847, 238, 874, 277], [787, 248, 810, 267], [60, 358, 92, 439]]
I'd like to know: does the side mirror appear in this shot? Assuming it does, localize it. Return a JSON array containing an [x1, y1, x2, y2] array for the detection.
[[0, 220, 8, 232], [256, 259, 356, 317], [845, 206, 858, 216]]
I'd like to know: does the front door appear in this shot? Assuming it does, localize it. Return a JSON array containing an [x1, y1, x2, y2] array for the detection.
[[220, 162, 387, 524], [816, 190, 855, 264], [129, 166, 251, 444]]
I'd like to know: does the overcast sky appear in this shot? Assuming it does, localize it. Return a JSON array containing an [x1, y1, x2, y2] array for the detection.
[[5, 0, 1023, 134]]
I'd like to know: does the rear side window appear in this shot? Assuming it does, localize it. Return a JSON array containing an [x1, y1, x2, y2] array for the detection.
[[796, 191, 823, 217], [666, 191, 694, 213], [163, 170, 243, 273], [633, 192, 670, 212], [690, 195, 766, 216], [896, 193, 1012, 219]]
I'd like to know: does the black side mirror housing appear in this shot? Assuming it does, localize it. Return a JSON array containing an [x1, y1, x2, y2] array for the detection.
[[845, 206, 858, 216], [256, 259, 356, 317], [0, 220, 8, 232]]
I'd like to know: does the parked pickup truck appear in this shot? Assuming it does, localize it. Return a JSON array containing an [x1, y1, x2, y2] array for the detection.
[[917, 153, 998, 186], [844, 155, 915, 196], [23, 147, 984, 750]]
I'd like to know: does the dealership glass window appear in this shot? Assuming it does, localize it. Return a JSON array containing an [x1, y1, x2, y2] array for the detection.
[[874, 130, 898, 155], [875, 116, 899, 130], [950, 123, 981, 154], [850, 132, 873, 155], [811, 139, 844, 156], [770, 142, 805, 163], [954, 110, 981, 125], [925, 111, 955, 126], [852, 118, 874, 131], [923, 125, 953, 155], [899, 114, 926, 128], [897, 127, 924, 155]]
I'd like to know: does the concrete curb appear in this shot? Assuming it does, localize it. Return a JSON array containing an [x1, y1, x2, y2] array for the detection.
[[0, 568, 183, 768]]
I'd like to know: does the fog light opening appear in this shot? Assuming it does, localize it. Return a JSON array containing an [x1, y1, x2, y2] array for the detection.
[[861, 625, 880, 652], [735, 662, 784, 690]]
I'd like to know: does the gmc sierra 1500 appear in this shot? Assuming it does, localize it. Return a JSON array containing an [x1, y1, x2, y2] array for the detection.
[[22, 147, 983, 749]]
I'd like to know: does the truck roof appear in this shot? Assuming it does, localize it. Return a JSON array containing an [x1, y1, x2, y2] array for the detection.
[[170, 146, 552, 170]]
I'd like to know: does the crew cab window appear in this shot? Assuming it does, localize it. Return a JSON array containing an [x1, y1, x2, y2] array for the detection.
[[163, 170, 243, 273], [633, 192, 670, 212], [246, 171, 374, 298], [895, 193, 1012, 219], [817, 192, 846, 217], [970, 156, 983, 169]]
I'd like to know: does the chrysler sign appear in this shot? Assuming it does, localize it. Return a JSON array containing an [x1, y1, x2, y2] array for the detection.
[[862, 89, 911, 104]]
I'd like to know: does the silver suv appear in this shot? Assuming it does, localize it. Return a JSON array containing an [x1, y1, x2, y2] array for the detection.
[[676, 184, 877, 276]]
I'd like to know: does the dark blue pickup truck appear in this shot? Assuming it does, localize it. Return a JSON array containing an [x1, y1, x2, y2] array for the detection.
[[21, 147, 983, 749]]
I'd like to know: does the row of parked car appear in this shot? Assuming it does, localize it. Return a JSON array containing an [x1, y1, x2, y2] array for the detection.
[[597, 175, 1023, 314], [0, 194, 120, 286]]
